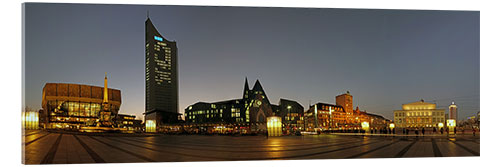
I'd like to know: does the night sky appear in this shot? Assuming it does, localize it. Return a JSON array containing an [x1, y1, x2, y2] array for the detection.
[[24, 3, 479, 121]]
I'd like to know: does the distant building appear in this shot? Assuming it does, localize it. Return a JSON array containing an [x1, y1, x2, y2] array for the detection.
[[115, 114, 143, 132], [449, 101, 458, 120], [336, 91, 353, 114], [305, 102, 345, 130], [277, 99, 305, 130], [41, 74, 121, 129], [305, 101, 389, 131], [144, 16, 180, 127], [366, 112, 391, 130], [393, 99, 446, 128], [184, 78, 303, 134]]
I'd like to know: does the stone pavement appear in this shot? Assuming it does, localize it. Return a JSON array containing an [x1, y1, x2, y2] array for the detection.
[[22, 130, 480, 164]]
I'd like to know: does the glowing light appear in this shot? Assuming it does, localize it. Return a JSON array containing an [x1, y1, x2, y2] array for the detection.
[[145, 120, 156, 133], [361, 121, 370, 132], [22, 111, 39, 130], [154, 36, 163, 41], [389, 123, 395, 129], [267, 116, 282, 137], [438, 123, 444, 128], [447, 119, 456, 127]]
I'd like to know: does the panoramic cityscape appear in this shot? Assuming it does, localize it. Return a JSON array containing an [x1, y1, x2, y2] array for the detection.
[[22, 3, 479, 164]]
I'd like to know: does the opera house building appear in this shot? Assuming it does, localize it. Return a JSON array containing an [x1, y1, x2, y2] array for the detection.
[[41, 74, 121, 130], [393, 99, 446, 128]]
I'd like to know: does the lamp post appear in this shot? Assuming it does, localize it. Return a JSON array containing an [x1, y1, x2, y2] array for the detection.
[[287, 105, 291, 134], [389, 123, 395, 134]]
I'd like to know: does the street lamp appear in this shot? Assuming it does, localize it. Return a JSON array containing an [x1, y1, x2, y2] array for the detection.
[[361, 121, 370, 133], [389, 123, 395, 134], [287, 105, 292, 133]]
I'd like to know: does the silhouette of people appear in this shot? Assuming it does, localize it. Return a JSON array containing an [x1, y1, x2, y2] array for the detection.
[[433, 127, 437, 134], [422, 128, 425, 136], [440, 127, 444, 134]]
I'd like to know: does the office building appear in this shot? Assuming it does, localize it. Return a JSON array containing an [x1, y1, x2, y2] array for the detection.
[[144, 16, 180, 127]]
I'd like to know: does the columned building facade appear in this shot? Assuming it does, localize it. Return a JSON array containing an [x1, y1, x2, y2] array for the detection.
[[393, 99, 446, 128]]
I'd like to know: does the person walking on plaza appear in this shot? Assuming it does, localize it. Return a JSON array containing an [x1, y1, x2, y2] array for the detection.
[[440, 127, 444, 134], [454, 127, 457, 135], [433, 127, 437, 134], [422, 128, 425, 136]]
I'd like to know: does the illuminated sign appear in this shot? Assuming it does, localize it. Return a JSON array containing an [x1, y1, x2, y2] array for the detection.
[[267, 116, 282, 137], [154, 36, 163, 41], [145, 120, 156, 133]]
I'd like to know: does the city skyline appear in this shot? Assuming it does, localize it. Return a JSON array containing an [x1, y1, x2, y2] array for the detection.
[[24, 3, 479, 121]]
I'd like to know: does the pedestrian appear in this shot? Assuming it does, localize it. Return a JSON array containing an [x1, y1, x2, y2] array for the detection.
[[440, 127, 444, 134], [433, 127, 437, 134], [415, 128, 419, 137], [406, 128, 409, 135], [446, 128, 449, 135], [454, 127, 457, 134], [422, 128, 425, 136]]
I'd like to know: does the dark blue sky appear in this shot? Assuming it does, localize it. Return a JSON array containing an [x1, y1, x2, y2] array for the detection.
[[24, 3, 479, 120]]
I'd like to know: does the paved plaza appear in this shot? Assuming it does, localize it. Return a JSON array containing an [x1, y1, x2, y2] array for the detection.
[[22, 130, 479, 164]]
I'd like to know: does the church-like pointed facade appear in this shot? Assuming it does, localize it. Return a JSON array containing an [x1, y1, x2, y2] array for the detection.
[[184, 78, 304, 133]]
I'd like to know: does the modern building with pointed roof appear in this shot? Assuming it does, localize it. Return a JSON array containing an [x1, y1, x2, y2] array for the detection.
[[184, 78, 303, 134], [144, 16, 180, 126]]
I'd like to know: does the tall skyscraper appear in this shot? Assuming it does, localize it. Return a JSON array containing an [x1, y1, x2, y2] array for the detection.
[[144, 16, 179, 125], [449, 101, 458, 120], [336, 91, 353, 114]]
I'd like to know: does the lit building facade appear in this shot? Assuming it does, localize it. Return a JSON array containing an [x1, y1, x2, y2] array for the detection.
[[336, 91, 353, 114], [305, 92, 390, 131], [41, 74, 121, 129], [449, 101, 458, 121], [115, 114, 143, 132], [393, 99, 446, 128], [277, 99, 305, 130], [144, 16, 180, 127], [184, 78, 302, 134], [305, 102, 345, 130]]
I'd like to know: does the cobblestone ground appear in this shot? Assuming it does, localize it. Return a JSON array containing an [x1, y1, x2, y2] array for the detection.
[[22, 130, 480, 164]]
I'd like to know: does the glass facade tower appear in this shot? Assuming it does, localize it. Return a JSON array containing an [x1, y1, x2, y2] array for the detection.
[[145, 17, 179, 125]]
